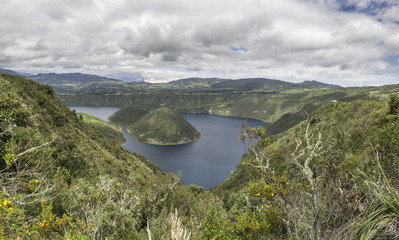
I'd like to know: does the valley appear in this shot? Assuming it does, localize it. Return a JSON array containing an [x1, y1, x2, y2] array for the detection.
[[3, 1, 399, 238], [2, 71, 399, 239], [70, 105, 268, 189]]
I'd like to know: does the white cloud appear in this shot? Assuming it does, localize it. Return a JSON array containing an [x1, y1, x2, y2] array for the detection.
[[1, 0, 399, 86]]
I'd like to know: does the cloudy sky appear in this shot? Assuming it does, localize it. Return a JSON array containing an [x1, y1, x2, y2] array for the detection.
[[1, 0, 399, 86]]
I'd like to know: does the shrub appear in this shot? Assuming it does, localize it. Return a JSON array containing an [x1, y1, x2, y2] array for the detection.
[[389, 94, 399, 115]]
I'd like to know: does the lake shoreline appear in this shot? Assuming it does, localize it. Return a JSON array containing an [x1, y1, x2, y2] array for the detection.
[[68, 105, 269, 189]]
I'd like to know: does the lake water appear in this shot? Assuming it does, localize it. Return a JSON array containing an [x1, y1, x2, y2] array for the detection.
[[69, 106, 268, 189]]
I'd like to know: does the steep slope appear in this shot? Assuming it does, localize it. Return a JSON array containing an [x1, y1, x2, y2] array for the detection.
[[0, 73, 175, 238], [0, 73, 159, 179], [0, 73, 233, 240], [108, 105, 149, 126], [213, 99, 395, 197], [210, 97, 399, 239], [77, 113, 125, 144], [128, 108, 201, 145]]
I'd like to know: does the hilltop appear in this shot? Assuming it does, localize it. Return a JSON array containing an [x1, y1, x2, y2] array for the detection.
[[297, 80, 342, 89], [128, 108, 201, 145], [108, 105, 149, 126], [110, 106, 201, 145]]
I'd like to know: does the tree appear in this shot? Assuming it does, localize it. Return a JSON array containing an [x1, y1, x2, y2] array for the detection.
[[389, 94, 399, 115], [240, 120, 347, 240]]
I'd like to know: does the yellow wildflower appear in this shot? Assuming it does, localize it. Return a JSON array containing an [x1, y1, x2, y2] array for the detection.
[[271, 193, 274, 197], [8, 207, 12, 211]]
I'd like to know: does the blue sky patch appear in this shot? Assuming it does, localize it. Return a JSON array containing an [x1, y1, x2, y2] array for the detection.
[[230, 46, 248, 52], [385, 56, 399, 66], [336, 0, 393, 16]]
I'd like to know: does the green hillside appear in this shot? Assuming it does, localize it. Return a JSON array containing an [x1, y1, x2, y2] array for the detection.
[[31, 72, 128, 92], [60, 86, 371, 124], [3, 71, 399, 239], [211, 97, 399, 237], [108, 105, 149, 126], [128, 108, 201, 145], [77, 113, 125, 144], [0, 73, 222, 239]]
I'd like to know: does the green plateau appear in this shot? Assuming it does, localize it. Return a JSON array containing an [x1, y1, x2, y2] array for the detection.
[[2, 70, 399, 239]]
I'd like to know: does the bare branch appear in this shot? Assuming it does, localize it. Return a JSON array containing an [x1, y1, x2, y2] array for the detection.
[[14, 141, 53, 162], [171, 209, 191, 240]]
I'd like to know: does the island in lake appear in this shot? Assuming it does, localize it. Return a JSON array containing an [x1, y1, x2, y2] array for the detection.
[[109, 106, 201, 145]]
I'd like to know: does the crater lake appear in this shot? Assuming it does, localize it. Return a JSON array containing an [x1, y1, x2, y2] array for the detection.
[[69, 106, 268, 189]]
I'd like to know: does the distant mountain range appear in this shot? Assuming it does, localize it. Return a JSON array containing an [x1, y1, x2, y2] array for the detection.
[[297, 80, 342, 89], [0, 68, 32, 77], [105, 72, 145, 82], [0, 68, 144, 83], [0, 67, 341, 93]]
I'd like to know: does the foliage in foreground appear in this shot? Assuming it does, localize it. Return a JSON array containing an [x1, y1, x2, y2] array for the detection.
[[2, 72, 399, 239]]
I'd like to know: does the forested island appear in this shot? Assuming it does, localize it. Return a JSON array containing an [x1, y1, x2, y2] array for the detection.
[[109, 106, 201, 145]]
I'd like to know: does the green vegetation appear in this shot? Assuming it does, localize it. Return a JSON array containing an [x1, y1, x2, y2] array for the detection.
[[30, 72, 129, 92], [108, 105, 149, 126], [389, 94, 399, 114], [210, 98, 399, 239], [33, 75, 341, 95], [110, 105, 201, 145], [3, 71, 399, 239], [0, 73, 220, 239], [128, 107, 201, 145], [60, 87, 371, 125], [77, 113, 125, 144]]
